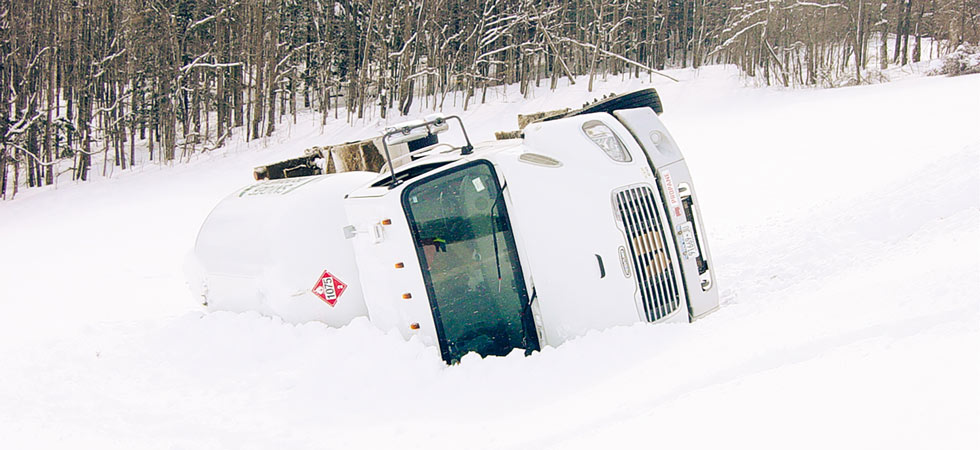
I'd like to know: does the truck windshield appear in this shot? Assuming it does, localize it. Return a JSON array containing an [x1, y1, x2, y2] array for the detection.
[[403, 160, 539, 363]]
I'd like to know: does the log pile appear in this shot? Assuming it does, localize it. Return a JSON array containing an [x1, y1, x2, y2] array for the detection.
[[254, 138, 397, 180], [494, 108, 570, 140]]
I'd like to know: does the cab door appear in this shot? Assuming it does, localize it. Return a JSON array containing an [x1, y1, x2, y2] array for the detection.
[[402, 160, 539, 363]]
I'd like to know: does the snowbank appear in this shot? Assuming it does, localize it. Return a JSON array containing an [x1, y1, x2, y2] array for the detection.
[[1, 67, 977, 449]]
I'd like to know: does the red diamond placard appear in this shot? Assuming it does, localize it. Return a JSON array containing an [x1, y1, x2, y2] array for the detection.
[[312, 270, 347, 307]]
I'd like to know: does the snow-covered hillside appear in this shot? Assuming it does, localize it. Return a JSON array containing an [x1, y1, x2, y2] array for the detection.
[[1, 65, 978, 449]]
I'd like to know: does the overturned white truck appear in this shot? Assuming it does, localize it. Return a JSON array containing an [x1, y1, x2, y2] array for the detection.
[[189, 89, 718, 363]]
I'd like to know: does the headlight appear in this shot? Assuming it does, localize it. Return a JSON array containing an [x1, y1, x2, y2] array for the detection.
[[582, 120, 631, 162]]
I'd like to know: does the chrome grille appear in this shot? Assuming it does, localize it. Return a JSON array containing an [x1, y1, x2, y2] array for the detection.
[[614, 185, 682, 322]]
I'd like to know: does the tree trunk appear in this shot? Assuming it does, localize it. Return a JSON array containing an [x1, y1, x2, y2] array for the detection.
[[855, 0, 863, 84], [901, 0, 912, 65]]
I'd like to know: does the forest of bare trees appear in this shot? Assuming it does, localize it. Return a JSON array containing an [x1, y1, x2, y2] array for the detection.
[[1, 0, 977, 199]]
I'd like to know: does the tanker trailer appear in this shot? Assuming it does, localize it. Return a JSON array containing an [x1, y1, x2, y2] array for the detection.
[[189, 172, 376, 327]]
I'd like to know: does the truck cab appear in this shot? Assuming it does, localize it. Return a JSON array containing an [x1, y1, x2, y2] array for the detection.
[[342, 94, 717, 363]]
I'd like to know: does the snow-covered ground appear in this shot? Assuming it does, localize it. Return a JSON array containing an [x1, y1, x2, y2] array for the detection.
[[1, 65, 978, 449]]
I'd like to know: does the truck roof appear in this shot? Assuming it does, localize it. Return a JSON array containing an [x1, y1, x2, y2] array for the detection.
[[347, 138, 523, 198]]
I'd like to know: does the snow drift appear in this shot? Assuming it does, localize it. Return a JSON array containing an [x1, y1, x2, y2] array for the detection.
[[0, 65, 977, 449]]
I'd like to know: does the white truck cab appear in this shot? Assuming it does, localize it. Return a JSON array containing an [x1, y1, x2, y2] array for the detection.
[[190, 89, 718, 364]]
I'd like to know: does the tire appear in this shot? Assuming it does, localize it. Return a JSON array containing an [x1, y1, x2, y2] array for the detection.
[[577, 88, 664, 116], [541, 88, 664, 125]]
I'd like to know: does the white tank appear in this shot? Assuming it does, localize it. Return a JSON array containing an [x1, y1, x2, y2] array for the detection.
[[188, 172, 377, 326]]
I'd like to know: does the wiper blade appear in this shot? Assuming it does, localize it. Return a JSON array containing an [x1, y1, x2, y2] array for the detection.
[[489, 181, 507, 292]]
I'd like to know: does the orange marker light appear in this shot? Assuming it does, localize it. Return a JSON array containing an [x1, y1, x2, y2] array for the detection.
[[394, 262, 405, 269], [381, 219, 392, 225], [410, 323, 420, 330], [402, 293, 412, 299]]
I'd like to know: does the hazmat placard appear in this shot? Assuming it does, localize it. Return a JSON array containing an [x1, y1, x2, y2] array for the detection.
[[312, 271, 348, 306]]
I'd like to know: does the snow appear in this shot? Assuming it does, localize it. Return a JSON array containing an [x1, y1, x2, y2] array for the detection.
[[1, 65, 978, 449]]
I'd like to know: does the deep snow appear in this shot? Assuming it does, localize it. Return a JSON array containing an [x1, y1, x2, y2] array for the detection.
[[1, 65, 978, 449]]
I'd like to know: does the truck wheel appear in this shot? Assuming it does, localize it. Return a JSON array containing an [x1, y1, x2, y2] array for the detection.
[[537, 88, 664, 127], [577, 88, 664, 116]]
